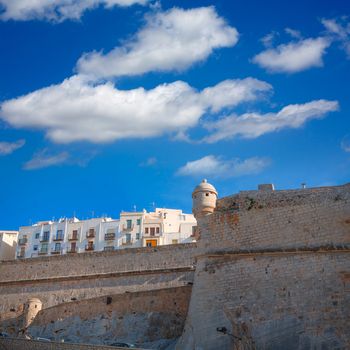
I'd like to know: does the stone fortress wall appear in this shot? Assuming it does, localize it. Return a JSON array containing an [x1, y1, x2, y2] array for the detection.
[[177, 183, 350, 350], [0, 243, 196, 320], [0, 182, 349, 350]]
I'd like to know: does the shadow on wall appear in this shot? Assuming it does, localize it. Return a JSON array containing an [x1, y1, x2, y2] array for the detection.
[[1, 286, 192, 350]]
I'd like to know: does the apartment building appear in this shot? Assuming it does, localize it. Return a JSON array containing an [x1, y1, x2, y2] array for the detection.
[[15, 208, 196, 259], [17, 217, 120, 259], [0, 230, 18, 261]]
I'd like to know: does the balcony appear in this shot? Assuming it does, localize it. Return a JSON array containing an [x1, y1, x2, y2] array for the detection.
[[67, 247, 77, 253], [40, 236, 50, 243], [18, 238, 28, 245], [53, 234, 64, 241], [144, 229, 161, 237], [86, 229, 95, 238], [68, 233, 79, 241], [51, 248, 62, 255], [121, 239, 134, 246], [122, 224, 134, 232], [85, 244, 95, 251], [38, 248, 48, 255], [104, 232, 115, 240], [104, 246, 114, 251]]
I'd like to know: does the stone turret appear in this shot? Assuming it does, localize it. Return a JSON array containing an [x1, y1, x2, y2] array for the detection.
[[23, 298, 42, 329], [192, 179, 218, 220]]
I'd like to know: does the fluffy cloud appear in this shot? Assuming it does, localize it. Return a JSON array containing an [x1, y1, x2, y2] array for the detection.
[[0, 139, 25, 155], [322, 18, 350, 58], [203, 100, 339, 143], [177, 155, 270, 178], [23, 149, 69, 170], [0, 76, 271, 144], [77, 6, 238, 79], [252, 37, 330, 73], [0, 0, 148, 21]]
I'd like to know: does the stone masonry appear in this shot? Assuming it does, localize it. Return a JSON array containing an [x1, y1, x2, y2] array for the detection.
[[0, 183, 349, 350], [177, 183, 350, 350]]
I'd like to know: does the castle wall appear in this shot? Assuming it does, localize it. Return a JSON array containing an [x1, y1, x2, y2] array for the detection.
[[28, 286, 191, 346], [0, 244, 196, 318], [178, 184, 350, 350], [199, 185, 350, 252]]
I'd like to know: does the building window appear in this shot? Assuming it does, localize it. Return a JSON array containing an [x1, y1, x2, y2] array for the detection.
[[54, 243, 61, 251], [136, 233, 140, 240], [126, 220, 132, 229], [145, 227, 149, 234], [70, 242, 77, 252], [156, 227, 160, 234], [136, 219, 141, 225], [150, 227, 155, 236], [35, 233, 40, 239], [125, 233, 131, 243], [33, 245, 38, 251], [40, 243, 48, 254], [55, 230, 64, 240], [42, 231, 50, 242]]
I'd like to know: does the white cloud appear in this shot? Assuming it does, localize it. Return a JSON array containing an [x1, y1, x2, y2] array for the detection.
[[341, 135, 350, 153], [23, 149, 69, 170], [0, 75, 271, 144], [260, 31, 278, 48], [0, 0, 148, 21], [140, 157, 157, 166], [177, 155, 270, 178], [322, 18, 350, 58], [77, 6, 239, 79], [285, 27, 302, 39], [0, 139, 25, 155], [252, 37, 330, 73], [203, 100, 339, 143]]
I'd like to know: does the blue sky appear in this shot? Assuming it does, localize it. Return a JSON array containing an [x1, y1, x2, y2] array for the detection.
[[0, 0, 349, 230]]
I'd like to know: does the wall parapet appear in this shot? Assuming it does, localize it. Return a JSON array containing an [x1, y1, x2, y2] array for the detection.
[[198, 183, 350, 252], [0, 243, 197, 283]]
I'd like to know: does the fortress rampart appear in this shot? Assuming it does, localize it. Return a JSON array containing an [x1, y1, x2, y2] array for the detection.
[[1, 183, 349, 349], [0, 243, 196, 320], [177, 183, 350, 349]]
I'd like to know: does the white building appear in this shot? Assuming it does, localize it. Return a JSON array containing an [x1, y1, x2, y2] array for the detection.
[[0, 230, 18, 261], [16, 208, 196, 259]]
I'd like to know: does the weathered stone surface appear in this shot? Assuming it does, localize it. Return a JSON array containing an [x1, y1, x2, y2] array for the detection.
[[177, 183, 350, 349]]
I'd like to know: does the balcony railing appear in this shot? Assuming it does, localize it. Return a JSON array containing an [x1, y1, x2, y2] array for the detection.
[[68, 233, 79, 241], [104, 232, 115, 240], [122, 224, 134, 232], [85, 244, 95, 251], [53, 234, 64, 241], [67, 247, 77, 253], [86, 230, 95, 238], [38, 248, 48, 255], [121, 239, 134, 246], [143, 231, 161, 237], [18, 238, 28, 245], [104, 246, 114, 251], [51, 248, 62, 255], [40, 236, 50, 242]]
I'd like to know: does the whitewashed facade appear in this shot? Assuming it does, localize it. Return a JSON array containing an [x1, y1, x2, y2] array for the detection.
[[15, 208, 196, 259], [0, 230, 18, 261]]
